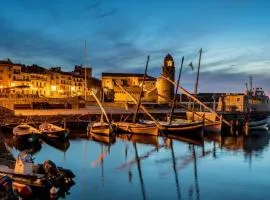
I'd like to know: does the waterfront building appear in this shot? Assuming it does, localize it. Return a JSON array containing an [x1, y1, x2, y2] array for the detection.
[[0, 59, 99, 99], [102, 72, 156, 102]]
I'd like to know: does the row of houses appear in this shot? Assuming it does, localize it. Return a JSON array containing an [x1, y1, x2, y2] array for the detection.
[[0, 59, 99, 99], [0, 54, 176, 104]]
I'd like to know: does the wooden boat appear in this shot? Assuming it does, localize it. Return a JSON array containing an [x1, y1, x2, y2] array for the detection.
[[13, 123, 40, 142], [140, 119, 204, 136], [113, 121, 159, 136], [90, 89, 116, 137], [39, 122, 69, 139], [88, 121, 116, 136]]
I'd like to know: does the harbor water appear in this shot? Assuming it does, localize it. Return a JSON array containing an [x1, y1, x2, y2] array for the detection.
[[2, 127, 270, 200]]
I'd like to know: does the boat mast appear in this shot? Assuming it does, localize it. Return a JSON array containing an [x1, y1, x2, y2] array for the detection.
[[169, 56, 184, 124], [194, 48, 202, 96], [133, 56, 150, 123], [84, 40, 87, 101]]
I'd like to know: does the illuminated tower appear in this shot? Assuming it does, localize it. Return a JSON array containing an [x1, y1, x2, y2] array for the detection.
[[157, 54, 175, 104]]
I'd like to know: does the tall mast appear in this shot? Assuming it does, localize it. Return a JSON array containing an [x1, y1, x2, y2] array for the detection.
[[84, 40, 87, 101], [194, 48, 202, 96], [133, 55, 150, 123], [169, 56, 184, 124]]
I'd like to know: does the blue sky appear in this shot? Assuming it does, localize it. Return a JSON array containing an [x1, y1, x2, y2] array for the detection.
[[0, 0, 270, 93]]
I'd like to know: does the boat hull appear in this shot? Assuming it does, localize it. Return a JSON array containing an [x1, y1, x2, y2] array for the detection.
[[113, 122, 159, 136], [159, 121, 204, 141], [205, 122, 222, 133], [88, 122, 115, 137]]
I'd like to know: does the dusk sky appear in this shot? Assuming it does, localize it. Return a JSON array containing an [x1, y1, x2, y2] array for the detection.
[[0, 0, 270, 93]]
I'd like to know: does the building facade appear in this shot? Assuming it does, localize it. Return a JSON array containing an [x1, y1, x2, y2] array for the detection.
[[0, 60, 99, 99], [102, 73, 156, 102]]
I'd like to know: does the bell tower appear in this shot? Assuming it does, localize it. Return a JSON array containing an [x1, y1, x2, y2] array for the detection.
[[156, 54, 175, 104]]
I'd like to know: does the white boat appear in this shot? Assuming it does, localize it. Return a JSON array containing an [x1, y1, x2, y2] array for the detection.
[[13, 123, 41, 142], [39, 122, 69, 139]]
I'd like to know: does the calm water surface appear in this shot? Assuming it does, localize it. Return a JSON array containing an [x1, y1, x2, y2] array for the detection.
[[6, 129, 270, 200]]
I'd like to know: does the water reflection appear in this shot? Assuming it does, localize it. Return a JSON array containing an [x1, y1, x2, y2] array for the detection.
[[2, 134, 42, 155], [41, 136, 70, 152], [205, 130, 270, 153], [1, 127, 270, 200]]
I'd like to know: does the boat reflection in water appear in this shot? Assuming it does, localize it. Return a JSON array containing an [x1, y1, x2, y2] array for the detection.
[[205, 129, 270, 154], [41, 135, 70, 152], [88, 131, 116, 146], [3, 134, 42, 155], [117, 134, 159, 147]]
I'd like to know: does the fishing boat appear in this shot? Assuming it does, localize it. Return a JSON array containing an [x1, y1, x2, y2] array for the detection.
[[112, 56, 160, 136], [88, 121, 116, 136], [113, 121, 159, 136], [89, 89, 116, 136], [39, 122, 69, 139], [13, 123, 40, 142]]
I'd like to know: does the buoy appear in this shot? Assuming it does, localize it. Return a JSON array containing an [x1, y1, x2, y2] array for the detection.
[[13, 182, 32, 198]]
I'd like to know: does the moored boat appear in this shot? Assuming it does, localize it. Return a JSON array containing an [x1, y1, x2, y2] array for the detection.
[[13, 123, 40, 142], [39, 123, 69, 139], [88, 121, 116, 136], [113, 122, 159, 136]]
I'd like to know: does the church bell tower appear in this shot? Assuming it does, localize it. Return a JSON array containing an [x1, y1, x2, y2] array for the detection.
[[156, 54, 175, 104]]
